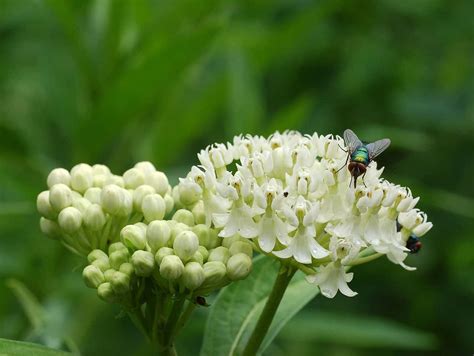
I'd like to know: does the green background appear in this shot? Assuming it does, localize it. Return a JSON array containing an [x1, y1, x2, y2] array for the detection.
[[1, 0, 473, 355]]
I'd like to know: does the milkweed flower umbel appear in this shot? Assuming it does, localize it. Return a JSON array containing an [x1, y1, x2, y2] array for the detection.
[[177, 131, 432, 298]]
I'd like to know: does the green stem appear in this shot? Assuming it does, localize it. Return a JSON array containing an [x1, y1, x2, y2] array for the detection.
[[127, 308, 150, 343], [347, 253, 383, 266], [175, 301, 197, 336], [160, 296, 185, 355], [242, 263, 296, 356]]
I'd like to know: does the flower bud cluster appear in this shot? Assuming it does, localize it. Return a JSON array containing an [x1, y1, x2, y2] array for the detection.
[[120, 212, 253, 297], [178, 131, 432, 298], [37, 162, 173, 256]]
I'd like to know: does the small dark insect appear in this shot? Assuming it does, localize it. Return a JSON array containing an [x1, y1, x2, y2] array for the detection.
[[196, 296, 209, 306], [283, 191, 289, 197], [339, 129, 391, 188], [397, 221, 422, 254], [406, 235, 422, 254]]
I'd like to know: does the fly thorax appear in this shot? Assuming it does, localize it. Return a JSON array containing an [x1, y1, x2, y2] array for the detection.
[[351, 146, 369, 164]]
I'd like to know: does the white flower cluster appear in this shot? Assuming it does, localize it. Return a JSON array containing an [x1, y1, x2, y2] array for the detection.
[[177, 131, 432, 298], [83, 213, 253, 303], [37, 162, 174, 256]]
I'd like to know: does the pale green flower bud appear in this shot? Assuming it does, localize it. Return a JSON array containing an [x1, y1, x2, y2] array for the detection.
[[97, 282, 116, 303], [131, 250, 155, 277], [39, 218, 61, 239], [47, 168, 71, 188], [106, 175, 125, 187], [83, 265, 105, 288], [203, 261, 227, 286], [147, 220, 171, 252], [192, 201, 206, 225], [173, 231, 199, 262], [87, 249, 108, 263], [160, 255, 184, 280], [164, 194, 174, 215], [189, 251, 204, 265], [172, 186, 183, 208], [208, 246, 230, 264], [101, 185, 124, 215], [84, 187, 102, 204], [133, 185, 155, 210], [182, 262, 205, 290], [178, 183, 200, 206], [104, 269, 115, 282], [93, 174, 108, 188], [192, 225, 220, 249], [58, 207, 82, 234], [142, 194, 166, 221], [37, 191, 56, 219], [108, 242, 128, 254], [92, 164, 111, 176], [134, 161, 156, 175], [226, 253, 252, 281], [121, 224, 147, 250], [134, 222, 148, 234], [92, 258, 110, 272], [119, 262, 134, 276], [198, 246, 209, 262], [70, 163, 93, 193], [110, 271, 130, 294], [155, 247, 174, 265], [49, 184, 72, 211], [72, 197, 91, 214], [84, 204, 106, 231], [170, 222, 190, 245], [109, 249, 130, 270], [172, 209, 195, 226], [123, 168, 146, 189], [221, 235, 246, 248], [145, 171, 169, 196], [229, 241, 253, 257]]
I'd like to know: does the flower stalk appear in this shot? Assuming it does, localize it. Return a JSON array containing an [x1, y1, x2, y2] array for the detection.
[[242, 263, 296, 356]]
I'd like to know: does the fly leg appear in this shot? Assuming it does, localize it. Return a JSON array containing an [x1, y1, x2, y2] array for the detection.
[[361, 172, 367, 188], [336, 153, 350, 173]]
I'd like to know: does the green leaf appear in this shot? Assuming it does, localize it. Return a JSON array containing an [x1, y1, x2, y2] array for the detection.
[[278, 311, 438, 350], [201, 256, 319, 356], [0, 338, 71, 355], [6, 279, 45, 331]]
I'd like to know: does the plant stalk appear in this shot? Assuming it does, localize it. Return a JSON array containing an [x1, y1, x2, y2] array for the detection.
[[242, 263, 296, 356]]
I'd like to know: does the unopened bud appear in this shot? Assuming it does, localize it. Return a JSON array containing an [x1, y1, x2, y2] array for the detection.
[[84, 187, 102, 204], [87, 249, 109, 263], [101, 185, 124, 215], [178, 183, 200, 206], [123, 168, 146, 189], [170, 222, 190, 244], [182, 262, 205, 290], [203, 261, 227, 286], [84, 204, 106, 231], [155, 247, 174, 265], [92, 258, 110, 272], [109, 249, 130, 270], [121, 225, 146, 250], [39, 218, 61, 239], [108, 242, 128, 255], [160, 255, 184, 280], [192, 201, 206, 225], [142, 194, 166, 221], [147, 220, 171, 251], [58, 207, 82, 234], [164, 194, 174, 215], [221, 235, 245, 249], [208, 246, 230, 264], [173, 231, 199, 262], [37, 191, 56, 219], [134, 161, 156, 175], [131, 250, 155, 277], [70, 163, 93, 193], [47, 168, 71, 188], [104, 269, 115, 282], [133, 185, 155, 210], [229, 241, 253, 257], [110, 271, 130, 294], [106, 175, 125, 187], [226, 253, 252, 281], [189, 251, 204, 265], [172, 209, 195, 226], [49, 184, 72, 211], [92, 164, 111, 176], [198, 246, 209, 262], [83, 265, 105, 288], [72, 197, 91, 214], [192, 225, 220, 249], [145, 171, 169, 196], [119, 262, 134, 276], [97, 282, 116, 303]]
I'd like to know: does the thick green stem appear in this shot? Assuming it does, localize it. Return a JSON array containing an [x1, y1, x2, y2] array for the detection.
[[242, 263, 296, 356], [159, 296, 185, 355], [175, 301, 197, 336]]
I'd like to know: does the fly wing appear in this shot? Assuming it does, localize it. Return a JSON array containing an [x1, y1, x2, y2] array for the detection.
[[343, 129, 363, 152], [366, 138, 391, 160]]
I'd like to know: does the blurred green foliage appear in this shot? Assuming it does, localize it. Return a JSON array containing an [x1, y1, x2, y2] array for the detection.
[[0, 0, 473, 355]]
